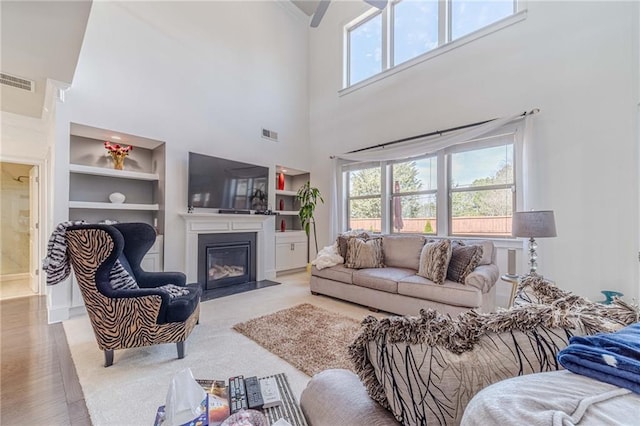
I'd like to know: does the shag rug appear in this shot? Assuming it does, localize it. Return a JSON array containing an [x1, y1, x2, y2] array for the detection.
[[233, 303, 362, 376]]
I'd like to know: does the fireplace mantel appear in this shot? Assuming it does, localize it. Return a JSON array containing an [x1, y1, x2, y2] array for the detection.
[[180, 212, 276, 283]]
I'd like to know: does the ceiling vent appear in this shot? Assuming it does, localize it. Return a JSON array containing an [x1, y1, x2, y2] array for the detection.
[[1, 72, 35, 92], [262, 128, 278, 142]]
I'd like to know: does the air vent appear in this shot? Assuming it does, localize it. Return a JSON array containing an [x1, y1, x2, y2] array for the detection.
[[262, 128, 278, 142], [0, 73, 34, 92]]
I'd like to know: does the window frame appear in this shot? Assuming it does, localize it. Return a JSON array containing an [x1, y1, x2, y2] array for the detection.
[[344, 162, 385, 233], [340, 125, 523, 238], [342, 0, 525, 93]]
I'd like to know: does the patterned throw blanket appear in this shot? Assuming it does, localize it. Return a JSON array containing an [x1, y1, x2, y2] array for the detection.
[[42, 220, 86, 285], [558, 322, 640, 394]]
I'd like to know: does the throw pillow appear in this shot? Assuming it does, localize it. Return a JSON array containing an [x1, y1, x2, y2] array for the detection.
[[337, 232, 370, 260], [109, 258, 139, 290], [417, 239, 452, 285], [345, 237, 384, 269], [447, 241, 484, 284], [158, 284, 191, 298]]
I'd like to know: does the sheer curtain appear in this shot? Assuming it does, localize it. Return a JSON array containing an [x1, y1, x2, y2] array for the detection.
[[329, 110, 537, 237]]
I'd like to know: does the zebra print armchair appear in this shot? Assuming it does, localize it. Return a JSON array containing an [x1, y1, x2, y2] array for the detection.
[[65, 223, 201, 367]]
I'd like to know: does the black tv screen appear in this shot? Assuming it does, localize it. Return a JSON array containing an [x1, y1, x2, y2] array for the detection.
[[188, 152, 269, 212]]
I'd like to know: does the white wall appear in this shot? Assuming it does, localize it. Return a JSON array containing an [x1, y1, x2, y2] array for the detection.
[[308, 1, 640, 301], [49, 1, 310, 318]]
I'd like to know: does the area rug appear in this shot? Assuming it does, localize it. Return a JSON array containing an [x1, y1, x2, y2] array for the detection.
[[233, 303, 362, 376], [63, 274, 375, 425]]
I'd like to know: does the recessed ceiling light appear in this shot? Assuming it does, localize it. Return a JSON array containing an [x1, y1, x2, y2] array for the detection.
[[282, 169, 288, 173], [111, 135, 121, 140]]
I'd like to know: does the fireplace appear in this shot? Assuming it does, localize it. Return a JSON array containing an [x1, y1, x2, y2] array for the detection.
[[198, 233, 257, 290]]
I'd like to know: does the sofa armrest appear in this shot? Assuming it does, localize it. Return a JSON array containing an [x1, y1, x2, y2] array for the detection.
[[465, 263, 499, 293], [301, 369, 400, 426]]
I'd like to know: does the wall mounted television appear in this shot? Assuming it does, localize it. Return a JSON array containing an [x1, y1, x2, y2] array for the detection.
[[188, 152, 269, 212]]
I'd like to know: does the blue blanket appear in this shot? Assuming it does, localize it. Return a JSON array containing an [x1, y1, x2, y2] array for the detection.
[[558, 322, 640, 394]]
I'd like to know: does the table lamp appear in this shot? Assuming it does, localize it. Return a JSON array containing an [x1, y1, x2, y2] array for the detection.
[[512, 210, 556, 276]]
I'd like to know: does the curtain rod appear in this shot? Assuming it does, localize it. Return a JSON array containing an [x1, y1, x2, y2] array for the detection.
[[345, 109, 538, 155]]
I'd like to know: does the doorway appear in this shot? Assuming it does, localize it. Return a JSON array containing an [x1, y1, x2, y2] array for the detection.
[[0, 161, 39, 299]]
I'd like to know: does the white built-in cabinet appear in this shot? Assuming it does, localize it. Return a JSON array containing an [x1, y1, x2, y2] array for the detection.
[[274, 166, 309, 272]]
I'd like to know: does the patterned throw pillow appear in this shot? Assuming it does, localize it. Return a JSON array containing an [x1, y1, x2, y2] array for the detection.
[[447, 241, 484, 284], [337, 232, 370, 260], [345, 237, 384, 269], [417, 239, 452, 285], [109, 259, 139, 290], [158, 284, 190, 298]]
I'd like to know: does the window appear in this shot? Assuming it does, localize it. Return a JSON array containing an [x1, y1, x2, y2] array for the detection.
[[342, 132, 518, 237], [348, 12, 383, 85], [391, 157, 437, 233], [393, 0, 438, 66], [450, 0, 515, 40], [346, 0, 519, 87], [346, 165, 382, 232], [449, 143, 514, 236]]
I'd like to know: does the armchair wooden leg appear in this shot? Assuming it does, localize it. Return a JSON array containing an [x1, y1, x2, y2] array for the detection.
[[177, 341, 185, 359], [104, 350, 114, 367]]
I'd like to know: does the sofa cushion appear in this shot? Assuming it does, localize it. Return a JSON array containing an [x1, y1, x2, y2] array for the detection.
[[353, 268, 415, 293], [336, 232, 370, 260], [345, 237, 385, 269], [461, 239, 494, 265], [382, 234, 425, 270], [417, 239, 452, 285], [447, 242, 483, 284], [397, 275, 482, 307], [312, 264, 355, 284]]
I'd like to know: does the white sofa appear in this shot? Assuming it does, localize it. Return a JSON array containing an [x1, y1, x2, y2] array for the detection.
[[310, 234, 499, 317]]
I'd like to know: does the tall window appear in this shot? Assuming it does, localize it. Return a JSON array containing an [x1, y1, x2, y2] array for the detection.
[[449, 143, 514, 236], [342, 132, 518, 237], [393, 0, 438, 66], [450, 0, 515, 40], [346, 165, 382, 232], [391, 157, 437, 234], [348, 12, 383, 85], [346, 0, 518, 87]]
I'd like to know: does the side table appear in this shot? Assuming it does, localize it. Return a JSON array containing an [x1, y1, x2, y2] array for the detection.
[[501, 274, 520, 307]]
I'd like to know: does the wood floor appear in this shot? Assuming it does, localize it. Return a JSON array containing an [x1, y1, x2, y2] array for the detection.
[[1, 296, 91, 425]]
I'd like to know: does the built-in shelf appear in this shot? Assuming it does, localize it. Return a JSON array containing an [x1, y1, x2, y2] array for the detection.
[[69, 164, 159, 181], [275, 189, 298, 197], [69, 201, 160, 211], [275, 210, 299, 216]]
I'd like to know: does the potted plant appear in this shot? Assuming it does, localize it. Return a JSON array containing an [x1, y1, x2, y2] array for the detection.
[[296, 181, 324, 258]]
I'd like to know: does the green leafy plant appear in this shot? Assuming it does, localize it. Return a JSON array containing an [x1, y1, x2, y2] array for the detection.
[[296, 181, 324, 255]]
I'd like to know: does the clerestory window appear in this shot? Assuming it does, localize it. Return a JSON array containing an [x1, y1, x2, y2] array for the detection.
[[345, 0, 520, 88]]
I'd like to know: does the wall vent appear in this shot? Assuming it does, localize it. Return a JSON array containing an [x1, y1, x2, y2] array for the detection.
[[0, 72, 35, 92], [262, 128, 278, 142]]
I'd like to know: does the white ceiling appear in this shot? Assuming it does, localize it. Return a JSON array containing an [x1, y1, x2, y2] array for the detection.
[[0, 1, 92, 118]]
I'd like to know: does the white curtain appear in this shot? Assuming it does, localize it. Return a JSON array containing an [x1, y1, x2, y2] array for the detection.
[[329, 110, 537, 237]]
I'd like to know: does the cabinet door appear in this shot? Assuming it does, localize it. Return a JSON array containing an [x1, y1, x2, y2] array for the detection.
[[290, 242, 308, 269], [275, 243, 293, 271], [275, 241, 308, 272]]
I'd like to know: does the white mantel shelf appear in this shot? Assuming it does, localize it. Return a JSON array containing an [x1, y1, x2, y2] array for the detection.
[[180, 212, 276, 283]]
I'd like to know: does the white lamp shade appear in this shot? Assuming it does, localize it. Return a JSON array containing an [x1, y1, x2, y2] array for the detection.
[[512, 210, 557, 238]]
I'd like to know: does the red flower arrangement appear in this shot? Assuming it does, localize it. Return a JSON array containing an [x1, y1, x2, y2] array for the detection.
[[104, 141, 132, 170]]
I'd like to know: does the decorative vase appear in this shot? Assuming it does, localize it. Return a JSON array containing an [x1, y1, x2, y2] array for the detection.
[[110, 152, 126, 170], [279, 199, 284, 211], [280, 219, 286, 232], [108, 192, 126, 204], [278, 172, 285, 190]]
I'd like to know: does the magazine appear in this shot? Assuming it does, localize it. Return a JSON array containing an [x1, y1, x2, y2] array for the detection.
[[196, 379, 231, 426]]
